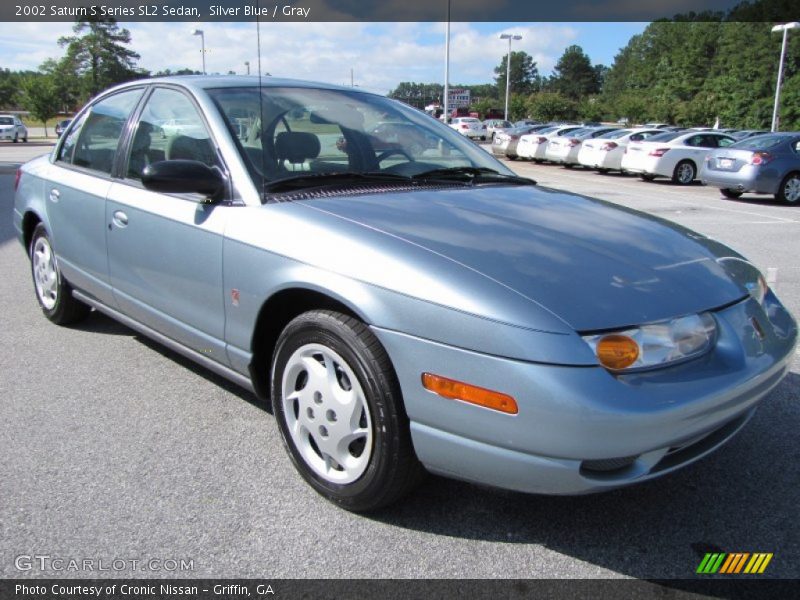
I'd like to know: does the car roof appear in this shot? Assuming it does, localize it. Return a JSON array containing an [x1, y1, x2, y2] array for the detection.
[[101, 75, 378, 99]]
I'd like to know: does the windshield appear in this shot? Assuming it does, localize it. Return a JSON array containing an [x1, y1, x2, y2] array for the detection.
[[207, 86, 511, 191], [0, 117, 13, 125]]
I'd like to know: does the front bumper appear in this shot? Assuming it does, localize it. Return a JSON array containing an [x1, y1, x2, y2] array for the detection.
[[373, 294, 796, 495]]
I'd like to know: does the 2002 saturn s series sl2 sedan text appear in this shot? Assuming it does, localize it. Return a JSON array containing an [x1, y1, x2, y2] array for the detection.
[[13, 77, 798, 511]]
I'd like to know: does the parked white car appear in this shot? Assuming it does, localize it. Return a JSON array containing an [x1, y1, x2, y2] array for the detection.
[[620, 130, 737, 184], [0, 114, 28, 143], [516, 125, 582, 161], [450, 117, 487, 140], [544, 126, 621, 167], [578, 128, 662, 172]]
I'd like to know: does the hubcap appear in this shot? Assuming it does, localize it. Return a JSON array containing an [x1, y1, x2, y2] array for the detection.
[[281, 343, 372, 484], [32, 237, 58, 310], [677, 163, 694, 183], [784, 176, 800, 203]]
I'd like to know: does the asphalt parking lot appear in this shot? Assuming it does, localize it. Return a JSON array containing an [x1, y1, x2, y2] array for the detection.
[[1, 141, 798, 581]]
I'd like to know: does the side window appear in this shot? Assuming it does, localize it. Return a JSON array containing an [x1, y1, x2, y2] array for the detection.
[[717, 137, 734, 148], [57, 112, 88, 165], [685, 135, 704, 147], [126, 88, 217, 180], [65, 89, 143, 174]]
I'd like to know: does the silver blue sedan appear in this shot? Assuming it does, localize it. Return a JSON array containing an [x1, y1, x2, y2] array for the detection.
[[701, 132, 800, 203], [13, 76, 798, 511]]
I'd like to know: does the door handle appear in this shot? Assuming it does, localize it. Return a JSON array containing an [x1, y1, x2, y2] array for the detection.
[[48, 189, 60, 203], [112, 210, 129, 228]]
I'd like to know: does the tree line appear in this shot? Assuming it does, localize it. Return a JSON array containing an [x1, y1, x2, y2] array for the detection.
[[390, 0, 800, 129]]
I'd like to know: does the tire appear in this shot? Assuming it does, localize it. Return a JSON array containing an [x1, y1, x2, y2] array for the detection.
[[564, 163, 574, 169], [29, 224, 91, 325], [533, 159, 543, 164], [271, 310, 424, 512], [640, 173, 656, 181], [775, 173, 800, 204], [507, 155, 517, 161], [598, 168, 609, 174], [23, 135, 28, 143], [13, 133, 18, 143], [720, 188, 743, 199], [672, 160, 696, 185]]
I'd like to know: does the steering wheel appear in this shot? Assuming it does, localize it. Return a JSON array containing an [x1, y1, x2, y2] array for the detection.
[[376, 148, 415, 164]]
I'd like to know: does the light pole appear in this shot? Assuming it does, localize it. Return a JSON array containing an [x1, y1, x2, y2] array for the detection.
[[443, 0, 451, 123], [499, 33, 522, 121], [244, 61, 250, 75], [770, 22, 799, 132], [191, 28, 206, 75]]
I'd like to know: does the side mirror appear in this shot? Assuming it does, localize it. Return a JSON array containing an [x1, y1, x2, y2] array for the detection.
[[142, 160, 225, 201]]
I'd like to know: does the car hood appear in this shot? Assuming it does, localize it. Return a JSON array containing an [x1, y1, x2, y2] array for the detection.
[[304, 185, 746, 331]]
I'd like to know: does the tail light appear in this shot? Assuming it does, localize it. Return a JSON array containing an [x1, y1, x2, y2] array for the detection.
[[510, 135, 519, 140], [600, 142, 618, 151], [750, 152, 772, 166], [460, 124, 469, 129], [14, 168, 22, 192], [649, 147, 671, 157], [537, 136, 547, 144], [567, 138, 581, 147]]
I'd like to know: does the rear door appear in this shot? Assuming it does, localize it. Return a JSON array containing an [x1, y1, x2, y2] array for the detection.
[[46, 88, 145, 306]]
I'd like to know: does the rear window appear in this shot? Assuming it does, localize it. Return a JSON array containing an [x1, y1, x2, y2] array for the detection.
[[601, 129, 633, 139], [731, 135, 787, 151], [646, 131, 684, 143]]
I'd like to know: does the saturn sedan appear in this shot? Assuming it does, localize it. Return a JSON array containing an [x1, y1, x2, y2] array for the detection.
[[13, 76, 797, 512]]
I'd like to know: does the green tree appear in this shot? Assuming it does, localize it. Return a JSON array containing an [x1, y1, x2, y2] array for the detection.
[[526, 92, 578, 121], [494, 51, 540, 104], [550, 45, 602, 100], [58, 15, 142, 99], [0, 68, 21, 109], [20, 75, 60, 136]]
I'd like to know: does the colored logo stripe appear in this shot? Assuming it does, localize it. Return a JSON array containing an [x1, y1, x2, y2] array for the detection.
[[697, 552, 773, 574]]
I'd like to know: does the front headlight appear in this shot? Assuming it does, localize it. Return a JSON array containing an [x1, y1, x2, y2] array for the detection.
[[717, 257, 768, 305], [582, 312, 717, 372]]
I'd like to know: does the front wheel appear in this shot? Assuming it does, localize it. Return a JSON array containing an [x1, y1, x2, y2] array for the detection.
[[776, 173, 800, 204], [29, 224, 90, 325], [672, 160, 696, 185], [271, 310, 424, 511]]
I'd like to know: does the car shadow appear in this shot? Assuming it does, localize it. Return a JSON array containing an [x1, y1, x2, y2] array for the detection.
[[724, 195, 787, 207], [71, 310, 269, 412], [369, 372, 799, 582]]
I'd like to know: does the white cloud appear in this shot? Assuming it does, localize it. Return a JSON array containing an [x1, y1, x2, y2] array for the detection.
[[2, 21, 582, 94]]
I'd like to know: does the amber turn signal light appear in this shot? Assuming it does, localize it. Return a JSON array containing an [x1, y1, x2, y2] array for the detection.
[[595, 334, 640, 370], [421, 373, 518, 415]]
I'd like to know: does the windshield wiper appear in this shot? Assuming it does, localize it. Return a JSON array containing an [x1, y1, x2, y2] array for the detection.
[[263, 171, 414, 194], [411, 166, 536, 186]]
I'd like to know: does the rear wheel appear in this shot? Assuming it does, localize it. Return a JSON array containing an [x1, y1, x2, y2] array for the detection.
[[776, 173, 800, 204], [640, 173, 656, 181], [672, 160, 696, 185], [29, 224, 91, 325], [720, 188, 743, 199], [271, 310, 424, 512]]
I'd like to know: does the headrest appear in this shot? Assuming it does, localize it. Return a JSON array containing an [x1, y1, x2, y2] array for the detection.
[[275, 131, 321, 163]]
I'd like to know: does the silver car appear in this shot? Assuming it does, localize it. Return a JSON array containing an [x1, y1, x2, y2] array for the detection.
[[0, 114, 28, 142], [700, 132, 800, 203], [13, 77, 798, 511]]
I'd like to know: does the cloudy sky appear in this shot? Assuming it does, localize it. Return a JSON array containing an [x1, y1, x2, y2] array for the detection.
[[1, 21, 647, 94]]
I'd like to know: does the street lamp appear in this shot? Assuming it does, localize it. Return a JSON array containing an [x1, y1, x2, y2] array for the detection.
[[499, 33, 522, 121], [244, 61, 250, 75], [191, 28, 206, 75], [770, 22, 799, 132]]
